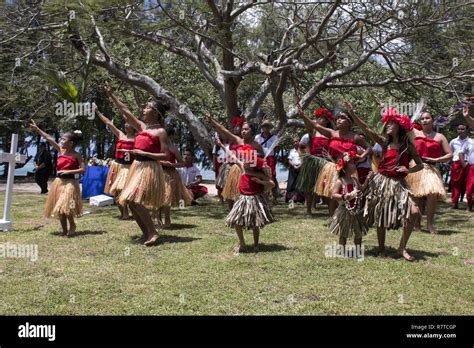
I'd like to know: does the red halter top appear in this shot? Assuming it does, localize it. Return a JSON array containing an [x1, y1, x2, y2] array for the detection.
[[310, 136, 329, 156], [329, 136, 357, 160], [378, 148, 412, 179], [134, 132, 161, 153], [115, 139, 135, 162], [414, 136, 442, 158], [57, 154, 79, 171]]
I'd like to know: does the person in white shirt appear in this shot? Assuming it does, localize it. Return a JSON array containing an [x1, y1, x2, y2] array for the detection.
[[255, 119, 279, 203], [286, 136, 306, 203], [449, 124, 470, 208], [460, 135, 474, 211], [178, 149, 208, 203]]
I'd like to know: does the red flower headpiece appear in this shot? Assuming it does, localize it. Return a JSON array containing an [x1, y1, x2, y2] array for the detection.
[[231, 116, 245, 128], [336, 151, 357, 172], [413, 123, 422, 131], [382, 107, 413, 131], [314, 107, 334, 121]]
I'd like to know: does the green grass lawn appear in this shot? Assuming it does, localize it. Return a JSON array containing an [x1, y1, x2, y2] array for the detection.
[[0, 192, 472, 315]]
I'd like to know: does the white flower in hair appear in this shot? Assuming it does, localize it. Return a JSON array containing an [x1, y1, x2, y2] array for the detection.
[[73, 130, 82, 135]]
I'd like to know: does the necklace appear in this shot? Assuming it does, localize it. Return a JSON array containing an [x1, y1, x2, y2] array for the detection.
[[343, 178, 363, 215], [145, 123, 162, 130]]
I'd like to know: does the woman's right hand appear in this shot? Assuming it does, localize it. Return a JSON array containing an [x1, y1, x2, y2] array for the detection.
[[103, 82, 113, 96], [30, 120, 39, 130]]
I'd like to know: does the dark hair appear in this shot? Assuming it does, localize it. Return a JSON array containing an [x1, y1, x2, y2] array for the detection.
[[243, 121, 258, 136], [383, 124, 410, 166], [184, 148, 194, 157], [149, 99, 170, 118], [165, 125, 175, 137], [64, 130, 83, 146]]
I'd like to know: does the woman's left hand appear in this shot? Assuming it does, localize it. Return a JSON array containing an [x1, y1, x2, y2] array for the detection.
[[396, 166, 409, 174]]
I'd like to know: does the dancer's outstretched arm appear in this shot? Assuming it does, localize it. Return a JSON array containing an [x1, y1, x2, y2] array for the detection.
[[30, 120, 61, 152], [103, 83, 145, 132], [463, 105, 474, 128], [344, 101, 386, 146], [296, 109, 334, 138], [95, 109, 124, 139], [204, 112, 241, 145]]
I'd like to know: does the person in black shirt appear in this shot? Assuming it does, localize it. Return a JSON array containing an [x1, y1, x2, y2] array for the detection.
[[34, 142, 52, 194]]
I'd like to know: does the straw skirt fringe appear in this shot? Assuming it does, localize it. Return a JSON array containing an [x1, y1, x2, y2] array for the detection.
[[104, 160, 121, 194], [163, 167, 193, 207], [118, 160, 165, 209], [44, 178, 83, 219], [109, 163, 131, 197], [216, 162, 231, 189], [405, 162, 446, 200], [314, 162, 338, 198], [222, 164, 243, 201], [363, 173, 417, 230], [296, 154, 327, 193], [329, 204, 368, 239], [226, 193, 275, 229]]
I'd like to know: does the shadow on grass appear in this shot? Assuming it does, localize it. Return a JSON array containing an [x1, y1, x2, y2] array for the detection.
[[20, 224, 48, 232], [256, 243, 291, 253], [166, 223, 199, 230], [130, 234, 201, 245], [365, 246, 443, 261], [416, 228, 464, 236], [51, 230, 108, 237]]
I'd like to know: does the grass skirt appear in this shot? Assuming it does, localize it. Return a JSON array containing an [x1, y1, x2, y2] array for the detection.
[[222, 164, 243, 201], [104, 161, 121, 194], [44, 178, 83, 219], [296, 154, 327, 193], [405, 162, 446, 200], [314, 162, 338, 198], [216, 162, 231, 189], [109, 163, 131, 197], [163, 167, 193, 207], [329, 204, 368, 239], [226, 193, 275, 229], [363, 173, 416, 230], [118, 160, 165, 209]]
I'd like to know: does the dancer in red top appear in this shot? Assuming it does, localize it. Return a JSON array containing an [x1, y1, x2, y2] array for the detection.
[[297, 107, 332, 214], [205, 112, 264, 210], [104, 83, 169, 246], [225, 148, 275, 253], [95, 109, 135, 220], [405, 112, 452, 234], [30, 121, 85, 237], [346, 102, 423, 261], [158, 127, 193, 228], [298, 106, 371, 215]]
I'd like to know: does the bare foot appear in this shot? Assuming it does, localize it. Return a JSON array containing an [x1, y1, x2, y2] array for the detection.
[[398, 249, 415, 261], [144, 233, 160, 246], [377, 249, 387, 258], [138, 235, 147, 243], [163, 219, 171, 229], [253, 244, 259, 253], [428, 225, 438, 235], [61, 230, 68, 237], [67, 223, 76, 237], [414, 225, 422, 232], [233, 245, 248, 254]]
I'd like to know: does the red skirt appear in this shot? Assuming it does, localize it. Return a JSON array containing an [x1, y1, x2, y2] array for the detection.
[[266, 155, 277, 177]]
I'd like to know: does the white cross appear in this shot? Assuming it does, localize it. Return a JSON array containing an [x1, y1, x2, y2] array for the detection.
[[0, 134, 27, 231]]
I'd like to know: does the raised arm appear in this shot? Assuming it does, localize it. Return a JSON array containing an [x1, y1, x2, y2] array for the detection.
[[345, 102, 386, 146], [463, 105, 474, 128], [296, 109, 334, 138], [30, 120, 61, 152], [354, 134, 372, 162], [204, 112, 241, 145], [95, 109, 123, 139], [103, 83, 145, 132]]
